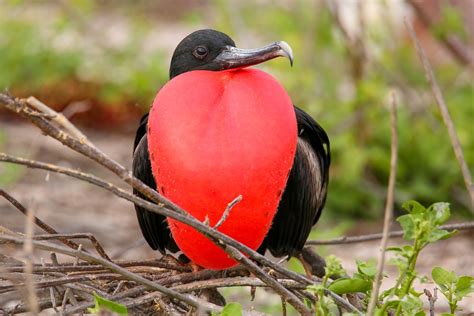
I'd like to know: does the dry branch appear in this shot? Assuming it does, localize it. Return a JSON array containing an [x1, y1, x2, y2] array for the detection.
[[305, 221, 474, 245], [23, 201, 39, 314], [405, 18, 474, 210], [0, 92, 366, 314], [367, 92, 398, 315], [0, 189, 83, 254], [0, 153, 328, 314], [0, 93, 329, 315], [0, 235, 222, 313], [407, 0, 474, 68]]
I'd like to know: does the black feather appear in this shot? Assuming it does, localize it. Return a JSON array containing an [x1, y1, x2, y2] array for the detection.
[[132, 114, 178, 254], [258, 106, 330, 257]]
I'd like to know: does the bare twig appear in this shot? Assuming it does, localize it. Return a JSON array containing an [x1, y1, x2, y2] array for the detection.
[[405, 18, 474, 210], [23, 203, 39, 315], [224, 244, 311, 315], [0, 93, 362, 314], [424, 288, 437, 316], [32, 234, 110, 261], [305, 221, 474, 245], [0, 152, 359, 314], [0, 189, 111, 260], [407, 0, 474, 68], [26, 96, 96, 148], [40, 258, 58, 313], [172, 277, 305, 293], [61, 244, 82, 310], [0, 189, 81, 252], [3, 258, 188, 274], [367, 92, 398, 315], [215, 195, 242, 229], [0, 235, 222, 313]]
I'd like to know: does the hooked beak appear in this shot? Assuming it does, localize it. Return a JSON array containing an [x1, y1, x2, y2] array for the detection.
[[214, 41, 294, 70]]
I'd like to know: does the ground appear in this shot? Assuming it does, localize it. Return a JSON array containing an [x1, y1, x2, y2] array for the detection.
[[0, 121, 472, 314]]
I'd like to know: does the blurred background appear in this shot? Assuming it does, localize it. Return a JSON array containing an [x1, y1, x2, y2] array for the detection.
[[0, 0, 473, 313]]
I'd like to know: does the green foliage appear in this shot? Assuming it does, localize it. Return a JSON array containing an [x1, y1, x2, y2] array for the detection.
[[376, 201, 456, 315], [307, 255, 347, 315], [1, 1, 472, 218], [431, 4, 468, 41], [432, 267, 473, 314], [327, 277, 371, 295], [87, 292, 128, 315], [214, 302, 243, 316], [305, 201, 467, 315], [0, 2, 168, 107]]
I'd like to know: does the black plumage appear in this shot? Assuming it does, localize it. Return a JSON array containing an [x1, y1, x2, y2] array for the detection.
[[133, 29, 330, 261]]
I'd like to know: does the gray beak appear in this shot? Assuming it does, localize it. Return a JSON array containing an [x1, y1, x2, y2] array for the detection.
[[214, 41, 294, 70]]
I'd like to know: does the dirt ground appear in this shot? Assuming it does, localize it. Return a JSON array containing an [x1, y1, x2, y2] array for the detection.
[[1, 121, 473, 314]]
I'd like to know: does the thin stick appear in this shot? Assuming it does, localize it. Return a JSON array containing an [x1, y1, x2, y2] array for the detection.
[[0, 94, 360, 314], [31, 233, 110, 261], [3, 258, 188, 273], [224, 244, 311, 315], [215, 195, 242, 229], [41, 258, 58, 313], [424, 288, 437, 316], [407, 0, 474, 68], [61, 244, 82, 310], [173, 277, 305, 292], [305, 222, 474, 245], [0, 190, 81, 253], [23, 204, 39, 314], [405, 18, 474, 210], [26, 96, 96, 149], [367, 92, 398, 315], [0, 152, 358, 314], [0, 235, 222, 313]]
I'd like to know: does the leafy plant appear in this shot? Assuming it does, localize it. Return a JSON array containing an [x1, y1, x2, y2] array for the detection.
[[304, 201, 468, 315], [212, 302, 243, 316], [87, 292, 128, 315], [432, 267, 473, 315], [377, 201, 457, 315]]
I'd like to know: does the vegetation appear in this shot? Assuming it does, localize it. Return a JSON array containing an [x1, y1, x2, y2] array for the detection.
[[1, 1, 472, 218], [305, 201, 472, 316], [82, 201, 472, 315], [0, 1, 472, 315]]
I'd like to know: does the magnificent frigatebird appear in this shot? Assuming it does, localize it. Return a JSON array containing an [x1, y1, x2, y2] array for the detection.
[[133, 29, 330, 271]]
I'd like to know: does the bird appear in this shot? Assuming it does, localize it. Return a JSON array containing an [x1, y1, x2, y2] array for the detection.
[[133, 29, 330, 272]]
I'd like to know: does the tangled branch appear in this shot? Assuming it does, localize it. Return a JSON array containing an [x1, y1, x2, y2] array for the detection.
[[0, 92, 362, 315]]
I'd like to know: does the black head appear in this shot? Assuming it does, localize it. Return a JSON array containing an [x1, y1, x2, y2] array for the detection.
[[169, 29, 293, 79]]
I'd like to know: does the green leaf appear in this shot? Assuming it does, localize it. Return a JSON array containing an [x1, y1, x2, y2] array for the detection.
[[219, 303, 242, 316], [327, 277, 372, 294], [87, 292, 128, 315], [397, 214, 415, 240], [402, 200, 426, 214], [307, 284, 324, 293], [432, 267, 457, 289], [428, 202, 450, 225], [455, 276, 474, 298], [427, 229, 457, 243], [399, 294, 424, 314], [386, 246, 403, 253], [325, 255, 346, 277], [356, 259, 377, 277]]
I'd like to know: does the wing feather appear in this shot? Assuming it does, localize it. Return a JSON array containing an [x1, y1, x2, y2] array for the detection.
[[259, 106, 330, 257]]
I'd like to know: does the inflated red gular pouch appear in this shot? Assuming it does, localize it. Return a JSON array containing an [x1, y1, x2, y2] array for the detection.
[[147, 68, 297, 269]]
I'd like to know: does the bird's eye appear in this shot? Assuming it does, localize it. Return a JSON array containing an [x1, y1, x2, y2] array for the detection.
[[193, 46, 208, 59]]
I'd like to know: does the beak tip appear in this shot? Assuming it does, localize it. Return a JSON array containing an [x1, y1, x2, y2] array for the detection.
[[277, 41, 294, 67]]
